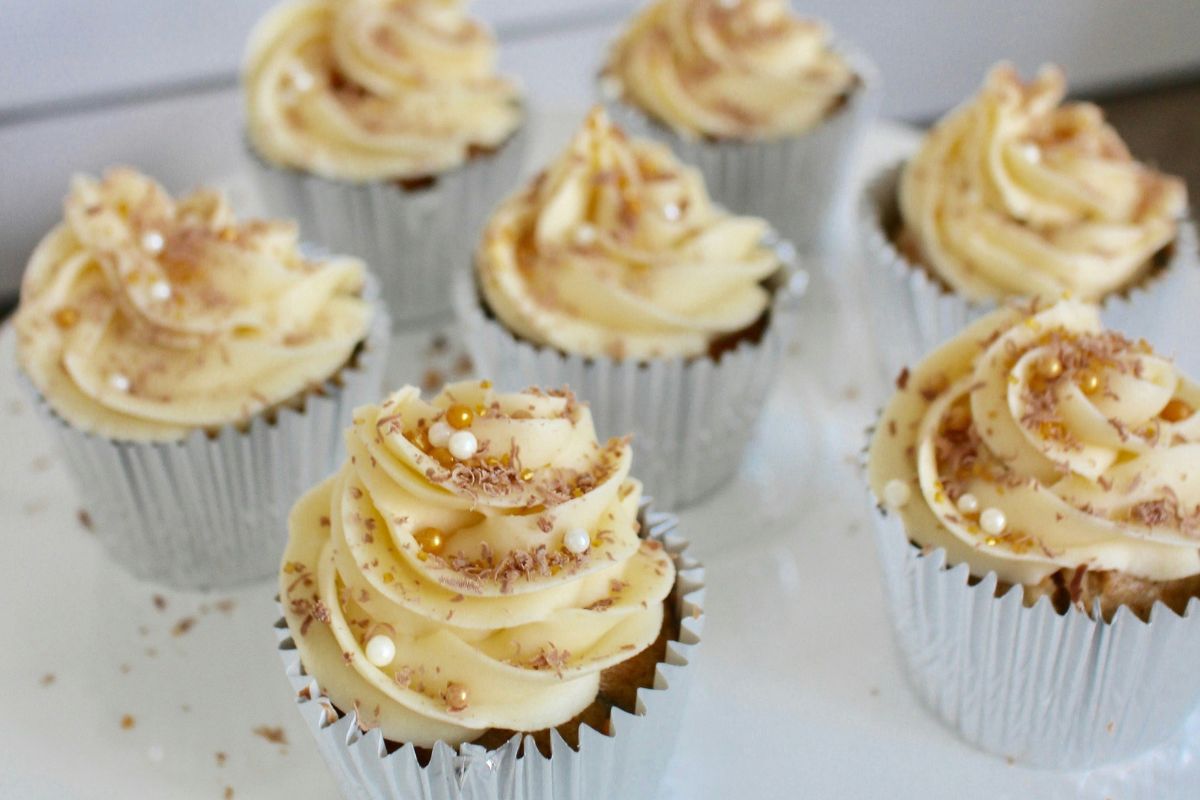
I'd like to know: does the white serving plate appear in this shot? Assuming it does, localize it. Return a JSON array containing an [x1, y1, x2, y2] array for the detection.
[[3, 110, 1198, 800]]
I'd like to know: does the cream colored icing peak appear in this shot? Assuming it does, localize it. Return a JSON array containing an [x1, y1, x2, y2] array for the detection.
[[477, 107, 780, 360], [244, 0, 522, 181], [15, 168, 372, 441], [900, 63, 1187, 302], [870, 300, 1200, 587], [281, 380, 675, 745]]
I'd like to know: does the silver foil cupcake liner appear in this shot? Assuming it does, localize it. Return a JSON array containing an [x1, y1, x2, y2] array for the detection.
[[858, 161, 1200, 381], [454, 250, 805, 511], [247, 125, 530, 330], [24, 303, 391, 591], [869, 498, 1200, 769], [603, 43, 879, 256], [274, 506, 704, 800]]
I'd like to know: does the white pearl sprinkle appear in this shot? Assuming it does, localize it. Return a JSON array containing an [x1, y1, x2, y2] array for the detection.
[[1021, 143, 1041, 163], [883, 479, 911, 509], [564, 528, 591, 554], [574, 224, 597, 247], [109, 373, 131, 392], [956, 493, 979, 514], [290, 66, 315, 92], [980, 508, 1007, 536], [428, 421, 453, 448], [662, 202, 682, 221], [448, 430, 478, 460], [365, 634, 396, 668], [140, 230, 165, 254], [150, 281, 172, 301]]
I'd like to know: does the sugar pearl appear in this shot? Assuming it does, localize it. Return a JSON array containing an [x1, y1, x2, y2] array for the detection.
[[574, 224, 597, 247], [448, 430, 478, 460], [290, 66, 315, 92], [140, 230, 165, 254], [150, 281, 172, 301], [109, 373, 131, 392], [365, 635, 396, 667], [662, 202, 682, 221], [444, 682, 469, 711], [564, 527, 591, 554], [980, 508, 1007, 536], [428, 421, 453, 447], [883, 479, 911, 509], [1021, 143, 1041, 163], [956, 493, 979, 514], [445, 404, 474, 430]]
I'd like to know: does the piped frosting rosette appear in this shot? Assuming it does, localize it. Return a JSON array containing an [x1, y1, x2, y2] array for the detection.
[[281, 380, 677, 746], [478, 107, 781, 361], [244, 0, 522, 181], [15, 168, 372, 442], [872, 299, 1200, 597], [900, 64, 1187, 302], [602, 0, 855, 140]]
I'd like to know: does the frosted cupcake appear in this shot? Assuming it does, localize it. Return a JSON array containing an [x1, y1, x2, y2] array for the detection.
[[276, 380, 704, 798], [455, 107, 801, 509], [861, 63, 1195, 378], [15, 168, 388, 589], [244, 0, 527, 327], [867, 299, 1200, 767], [601, 0, 876, 252]]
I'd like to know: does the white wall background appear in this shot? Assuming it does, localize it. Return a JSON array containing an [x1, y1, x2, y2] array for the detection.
[[3, 1, 1200, 291]]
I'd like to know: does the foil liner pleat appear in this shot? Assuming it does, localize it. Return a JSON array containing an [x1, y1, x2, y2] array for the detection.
[[25, 304, 391, 591], [869, 499, 1200, 769], [453, 262, 805, 511], [275, 507, 705, 800], [247, 125, 529, 329], [858, 161, 1200, 381], [603, 44, 878, 255]]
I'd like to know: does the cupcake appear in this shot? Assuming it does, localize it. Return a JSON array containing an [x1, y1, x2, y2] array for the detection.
[[243, 0, 527, 328], [276, 380, 704, 799], [867, 299, 1200, 767], [600, 0, 877, 253], [15, 168, 388, 589], [455, 107, 802, 510], [861, 63, 1196, 379]]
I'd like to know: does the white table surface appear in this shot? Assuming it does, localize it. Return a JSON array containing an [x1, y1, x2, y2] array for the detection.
[[3, 112, 1199, 800]]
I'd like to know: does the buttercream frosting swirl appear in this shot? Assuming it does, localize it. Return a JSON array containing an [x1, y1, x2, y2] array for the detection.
[[899, 64, 1187, 302], [603, 0, 855, 140], [477, 107, 781, 360], [244, 0, 522, 181], [870, 300, 1200, 592], [280, 380, 676, 745], [15, 168, 372, 441]]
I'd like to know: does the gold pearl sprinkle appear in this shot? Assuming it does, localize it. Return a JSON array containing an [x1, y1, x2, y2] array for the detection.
[[520, 468, 535, 482], [444, 682, 469, 711], [414, 527, 445, 554], [1077, 370, 1101, 395], [985, 536, 999, 546], [445, 404, 473, 430], [1161, 398, 1195, 423], [1037, 356, 1064, 380]]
